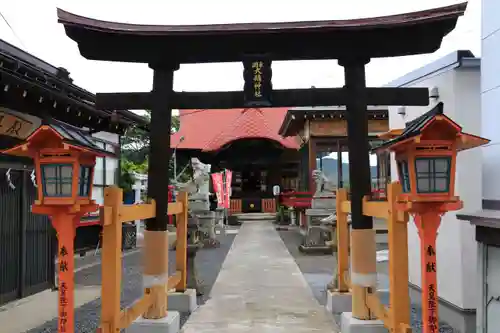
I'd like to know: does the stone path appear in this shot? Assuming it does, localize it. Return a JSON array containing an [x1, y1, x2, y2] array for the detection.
[[181, 220, 339, 333]]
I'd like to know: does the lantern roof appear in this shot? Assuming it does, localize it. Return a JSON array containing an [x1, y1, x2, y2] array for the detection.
[[373, 102, 490, 152], [2, 119, 111, 158], [377, 128, 404, 140]]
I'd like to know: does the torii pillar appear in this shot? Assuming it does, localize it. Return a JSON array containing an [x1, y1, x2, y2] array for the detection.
[[339, 58, 377, 320]]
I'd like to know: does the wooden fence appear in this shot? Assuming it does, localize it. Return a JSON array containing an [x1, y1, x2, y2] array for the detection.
[[262, 198, 276, 213], [98, 186, 188, 333], [335, 182, 412, 333], [229, 199, 242, 214]]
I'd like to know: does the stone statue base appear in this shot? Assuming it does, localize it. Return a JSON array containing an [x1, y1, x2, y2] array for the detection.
[[189, 198, 209, 211], [311, 193, 336, 210], [300, 208, 336, 254], [186, 216, 204, 296], [192, 210, 220, 249], [187, 244, 204, 296]]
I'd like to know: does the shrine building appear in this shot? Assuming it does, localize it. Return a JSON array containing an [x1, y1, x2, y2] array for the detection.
[[171, 107, 300, 214], [171, 105, 390, 214], [279, 106, 390, 192]]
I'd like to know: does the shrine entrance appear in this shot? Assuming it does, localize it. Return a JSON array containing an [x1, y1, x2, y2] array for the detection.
[[208, 137, 298, 214], [241, 169, 262, 194], [57, 1, 466, 326]]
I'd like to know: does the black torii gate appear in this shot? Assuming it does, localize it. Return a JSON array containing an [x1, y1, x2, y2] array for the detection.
[[57, 1, 466, 321]]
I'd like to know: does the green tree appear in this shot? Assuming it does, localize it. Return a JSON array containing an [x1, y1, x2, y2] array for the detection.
[[120, 112, 189, 190], [121, 112, 180, 163], [119, 158, 149, 192]]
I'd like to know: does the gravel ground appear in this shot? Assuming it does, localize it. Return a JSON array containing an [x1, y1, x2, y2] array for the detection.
[[276, 226, 459, 333], [26, 231, 237, 333]]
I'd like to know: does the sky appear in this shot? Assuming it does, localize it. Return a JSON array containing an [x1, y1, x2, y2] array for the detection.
[[0, 0, 481, 166]]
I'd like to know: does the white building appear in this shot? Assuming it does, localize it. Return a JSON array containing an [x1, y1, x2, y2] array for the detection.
[[477, 1, 500, 331], [90, 131, 120, 206], [385, 50, 481, 332], [456, 1, 500, 332], [481, 0, 500, 204]]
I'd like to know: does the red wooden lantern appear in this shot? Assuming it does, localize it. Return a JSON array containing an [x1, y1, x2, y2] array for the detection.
[[374, 102, 489, 333], [2, 120, 111, 333], [3, 121, 107, 208], [376, 102, 489, 206]]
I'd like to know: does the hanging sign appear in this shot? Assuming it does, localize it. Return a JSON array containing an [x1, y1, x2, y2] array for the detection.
[[223, 170, 233, 209], [211, 172, 224, 206], [0, 110, 36, 139], [243, 55, 272, 107]]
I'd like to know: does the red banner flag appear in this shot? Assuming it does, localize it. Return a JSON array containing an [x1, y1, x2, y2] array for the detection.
[[211, 172, 224, 206], [224, 170, 232, 209]]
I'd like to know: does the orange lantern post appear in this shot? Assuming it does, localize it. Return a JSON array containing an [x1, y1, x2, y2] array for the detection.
[[2, 121, 110, 333], [374, 102, 489, 333]]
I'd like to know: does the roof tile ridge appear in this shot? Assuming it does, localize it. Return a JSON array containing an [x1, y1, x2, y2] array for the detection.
[[202, 109, 249, 150], [252, 108, 285, 139], [232, 108, 275, 139], [203, 108, 273, 150]]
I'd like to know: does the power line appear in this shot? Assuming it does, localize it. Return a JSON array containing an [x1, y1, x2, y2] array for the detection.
[[0, 10, 26, 49]]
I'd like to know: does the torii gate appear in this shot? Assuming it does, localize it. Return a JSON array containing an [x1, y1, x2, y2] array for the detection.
[[57, 2, 467, 322]]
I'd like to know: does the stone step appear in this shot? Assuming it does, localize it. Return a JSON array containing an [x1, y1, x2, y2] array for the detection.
[[233, 213, 276, 221]]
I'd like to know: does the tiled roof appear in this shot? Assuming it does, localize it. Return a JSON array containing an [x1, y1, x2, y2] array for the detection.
[[49, 119, 105, 153], [171, 108, 299, 151], [2, 120, 112, 158], [0, 38, 149, 133]]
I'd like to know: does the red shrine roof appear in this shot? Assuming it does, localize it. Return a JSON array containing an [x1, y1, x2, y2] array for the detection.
[[171, 108, 299, 152]]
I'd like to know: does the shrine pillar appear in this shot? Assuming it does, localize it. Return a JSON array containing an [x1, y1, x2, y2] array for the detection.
[[337, 140, 343, 188], [308, 136, 317, 191], [140, 63, 180, 325], [339, 58, 378, 321]]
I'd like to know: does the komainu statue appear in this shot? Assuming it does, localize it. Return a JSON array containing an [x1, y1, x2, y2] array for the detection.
[[174, 158, 210, 198], [174, 158, 219, 248], [311, 169, 337, 209]]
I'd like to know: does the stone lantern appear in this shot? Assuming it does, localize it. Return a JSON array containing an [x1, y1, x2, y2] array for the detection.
[[373, 102, 489, 333]]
